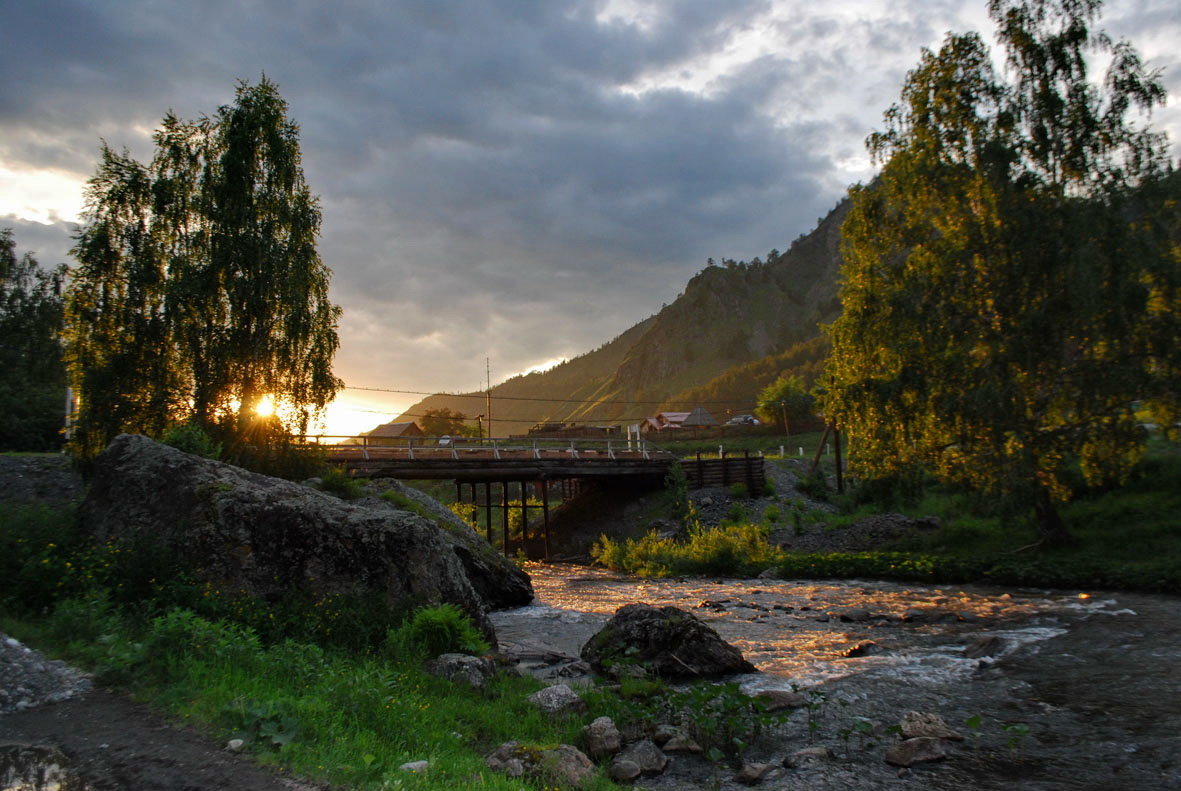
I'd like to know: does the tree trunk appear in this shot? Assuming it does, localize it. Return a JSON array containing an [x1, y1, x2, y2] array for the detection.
[[1034, 489, 1071, 546]]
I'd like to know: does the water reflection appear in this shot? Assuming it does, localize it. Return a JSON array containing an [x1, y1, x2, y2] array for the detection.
[[495, 563, 1115, 690], [0, 745, 91, 791]]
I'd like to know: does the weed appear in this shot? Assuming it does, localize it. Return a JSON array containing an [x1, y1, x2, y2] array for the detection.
[[318, 466, 364, 499], [162, 423, 223, 460], [385, 604, 490, 660]]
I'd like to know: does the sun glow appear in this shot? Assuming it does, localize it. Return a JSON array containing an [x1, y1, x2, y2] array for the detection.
[[254, 395, 276, 417]]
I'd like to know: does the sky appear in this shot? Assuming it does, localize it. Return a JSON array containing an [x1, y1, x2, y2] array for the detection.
[[3, 0, 1179, 436]]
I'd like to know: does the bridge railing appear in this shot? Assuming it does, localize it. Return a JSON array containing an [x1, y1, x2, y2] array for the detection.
[[293, 434, 673, 462]]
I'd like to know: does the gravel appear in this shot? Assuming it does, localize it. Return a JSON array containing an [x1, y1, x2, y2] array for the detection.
[[0, 633, 93, 714]]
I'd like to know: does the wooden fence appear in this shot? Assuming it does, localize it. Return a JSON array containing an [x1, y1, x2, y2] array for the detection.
[[680, 451, 766, 493]]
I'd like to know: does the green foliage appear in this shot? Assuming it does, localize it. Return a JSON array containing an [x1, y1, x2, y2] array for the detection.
[[0, 230, 67, 451], [318, 466, 363, 499], [755, 375, 816, 434], [585, 681, 787, 765], [827, 0, 1180, 541], [419, 407, 472, 437], [65, 77, 342, 460], [664, 461, 692, 528], [592, 522, 782, 578], [162, 423, 223, 460], [727, 482, 749, 499], [385, 604, 490, 660]]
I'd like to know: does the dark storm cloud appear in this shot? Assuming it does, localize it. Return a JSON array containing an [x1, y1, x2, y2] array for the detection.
[[3, 0, 1177, 416]]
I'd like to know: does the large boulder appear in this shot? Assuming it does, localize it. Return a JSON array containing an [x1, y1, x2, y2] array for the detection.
[[580, 603, 756, 679], [81, 435, 529, 637], [356, 479, 533, 610]]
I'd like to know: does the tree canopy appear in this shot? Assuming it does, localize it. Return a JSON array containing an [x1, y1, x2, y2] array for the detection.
[[0, 230, 66, 451], [825, 0, 1180, 539], [755, 375, 816, 434], [65, 78, 342, 458]]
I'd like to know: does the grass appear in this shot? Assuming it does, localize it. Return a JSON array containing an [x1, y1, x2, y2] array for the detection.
[[655, 429, 829, 460], [593, 441, 1181, 592], [1, 602, 612, 790], [0, 500, 637, 790]]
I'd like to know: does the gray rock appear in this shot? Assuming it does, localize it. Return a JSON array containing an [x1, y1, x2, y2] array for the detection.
[[754, 690, 809, 711], [841, 640, 883, 658], [225, 739, 245, 752], [785, 746, 834, 767], [735, 762, 774, 785], [582, 716, 622, 760], [885, 736, 948, 767], [965, 635, 1008, 659], [608, 759, 641, 783], [616, 739, 669, 776], [581, 603, 757, 679], [398, 760, 429, 773], [900, 711, 963, 741], [486, 742, 594, 788], [528, 683, 587, 715], [80, 435, 530, 640], [425, 653, 496, 689], [652, 722, 681, 745], [662, 733, 703, 754], [834, 608, 872, 622]]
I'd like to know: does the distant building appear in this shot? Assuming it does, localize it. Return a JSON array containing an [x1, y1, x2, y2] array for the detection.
[[357, 421, 424, 446], [682, 405, 718, 428]]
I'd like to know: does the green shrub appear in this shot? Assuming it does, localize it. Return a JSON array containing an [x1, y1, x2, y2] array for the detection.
[[162, 424, 223, 460], [385, 604, 490, 660], [592, 522, 782, 578], [727, 483, 749, 499], [318, 466, 364, 499]]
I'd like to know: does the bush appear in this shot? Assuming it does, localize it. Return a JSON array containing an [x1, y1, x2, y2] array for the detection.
[[162, 424, 223, 460], [592, 522, 782, 578], [318, 466, 364, 499], [384, 604, 490, 660]]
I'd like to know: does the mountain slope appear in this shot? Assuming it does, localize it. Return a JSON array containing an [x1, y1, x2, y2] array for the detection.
[[396, 197, 848, 435]]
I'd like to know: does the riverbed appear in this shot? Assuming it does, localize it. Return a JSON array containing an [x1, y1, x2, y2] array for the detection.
[[492, 563, 1181, 790]]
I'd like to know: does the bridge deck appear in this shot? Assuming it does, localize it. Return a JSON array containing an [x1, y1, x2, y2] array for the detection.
[[316, 437, 676, 481]]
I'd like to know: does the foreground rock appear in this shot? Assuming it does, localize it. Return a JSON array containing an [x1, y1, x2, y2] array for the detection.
[[580, 603, 757, 678], [485, 741, 595, 788], [357, 478, 533, 610], [81, 434, 530, 637], [424, 653, 496, 689]]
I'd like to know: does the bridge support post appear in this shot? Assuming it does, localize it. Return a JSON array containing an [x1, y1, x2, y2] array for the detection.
[[501, 482, 510, 558], [484, 481, 493, 544], [540, 479, 550, 560]]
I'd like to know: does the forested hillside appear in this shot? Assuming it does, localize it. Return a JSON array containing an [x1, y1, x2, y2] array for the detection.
[[396, 198, 849, 435]]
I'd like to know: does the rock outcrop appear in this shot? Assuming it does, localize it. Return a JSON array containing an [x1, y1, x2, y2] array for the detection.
[[357, 479, 533, 609], [580, 603, 756, 678], [81, 434, 531, 637]]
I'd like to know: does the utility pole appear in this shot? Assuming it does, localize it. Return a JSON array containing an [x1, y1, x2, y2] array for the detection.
[[485, 357, 492, 439]]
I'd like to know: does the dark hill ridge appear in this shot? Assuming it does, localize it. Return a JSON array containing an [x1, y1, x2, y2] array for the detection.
[[397, 198, 848, 435]]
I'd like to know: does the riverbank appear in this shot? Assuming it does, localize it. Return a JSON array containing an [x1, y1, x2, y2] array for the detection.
[[591, 442, 1181, 594], [4, 448, 1180, 789]]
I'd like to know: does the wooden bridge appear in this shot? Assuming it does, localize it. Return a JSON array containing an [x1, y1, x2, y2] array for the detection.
[[299, 436, 765, 559], [316, 436, 675, 482]]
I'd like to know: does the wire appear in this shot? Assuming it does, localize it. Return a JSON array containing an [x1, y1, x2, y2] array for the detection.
[[341, 384, 760, 407]]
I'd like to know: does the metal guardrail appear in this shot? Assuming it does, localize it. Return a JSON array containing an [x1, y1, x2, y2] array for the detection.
[[293, 435, 670, 462]]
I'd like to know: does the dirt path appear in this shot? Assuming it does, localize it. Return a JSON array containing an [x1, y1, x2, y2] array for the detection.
[[0, 687, 325, 791]]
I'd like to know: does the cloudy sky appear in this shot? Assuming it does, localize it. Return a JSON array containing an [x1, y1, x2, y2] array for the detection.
[[3, 0, 1179, 435]]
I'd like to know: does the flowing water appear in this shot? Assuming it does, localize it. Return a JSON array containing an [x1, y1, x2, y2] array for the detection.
[[492, 564, 1181, 790]]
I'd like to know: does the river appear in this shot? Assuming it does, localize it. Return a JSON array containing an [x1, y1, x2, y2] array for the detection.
[[492, 563, 1181, 790]]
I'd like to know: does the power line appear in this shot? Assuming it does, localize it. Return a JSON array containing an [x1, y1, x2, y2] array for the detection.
[[341, 384, 762, 407]]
